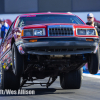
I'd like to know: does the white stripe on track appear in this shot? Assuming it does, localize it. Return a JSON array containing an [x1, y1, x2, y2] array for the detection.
[[83, 73, 100, 79]]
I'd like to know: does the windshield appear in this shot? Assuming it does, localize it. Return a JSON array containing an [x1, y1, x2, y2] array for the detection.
[[18, 14, 84, 27]]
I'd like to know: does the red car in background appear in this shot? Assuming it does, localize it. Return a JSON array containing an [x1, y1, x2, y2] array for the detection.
[[0, 12, 99, 90]]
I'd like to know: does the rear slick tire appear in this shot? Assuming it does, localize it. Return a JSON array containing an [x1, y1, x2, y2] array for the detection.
[[60, 68, 82, 89], [1, 65, 20, 90]]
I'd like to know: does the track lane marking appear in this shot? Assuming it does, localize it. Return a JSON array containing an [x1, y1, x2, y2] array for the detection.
[[83, 73, 100, 79]]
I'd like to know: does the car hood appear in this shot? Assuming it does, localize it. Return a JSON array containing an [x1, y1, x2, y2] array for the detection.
[[23, 23, 95, 29]]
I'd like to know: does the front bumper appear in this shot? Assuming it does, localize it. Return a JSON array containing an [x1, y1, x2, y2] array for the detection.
[[16, 39, 99, 55]]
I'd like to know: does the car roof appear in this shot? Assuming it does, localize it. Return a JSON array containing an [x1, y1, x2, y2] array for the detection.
[[19, 12, 74, 17]]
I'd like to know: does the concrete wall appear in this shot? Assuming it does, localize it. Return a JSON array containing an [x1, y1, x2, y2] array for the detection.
[[5, 0, 38, 13], [38, 0, 72, 12], [0, 0, 100, 14]]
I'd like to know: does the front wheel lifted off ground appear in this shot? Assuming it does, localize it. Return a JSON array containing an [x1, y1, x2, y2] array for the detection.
[[88, 48, 99, 74], [12, 43, 24, 77]]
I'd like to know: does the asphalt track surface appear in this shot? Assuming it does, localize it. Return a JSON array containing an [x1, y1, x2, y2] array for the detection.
[[0, 48, 100, 99], [0, 70, 100, 100]]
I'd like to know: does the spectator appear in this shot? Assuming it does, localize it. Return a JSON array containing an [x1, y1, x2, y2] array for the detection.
[[1, 18, 9, 39], [0, 19, 2, 28], [0, 18, 9, 27], [0, 19, 2, 37], [86, 13, 100, 35]]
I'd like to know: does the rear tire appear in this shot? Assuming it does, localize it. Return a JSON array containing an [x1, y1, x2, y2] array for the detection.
[[1, 65, 20, 90], [60, 68, 82, 89], [88, 48, 99, 74]]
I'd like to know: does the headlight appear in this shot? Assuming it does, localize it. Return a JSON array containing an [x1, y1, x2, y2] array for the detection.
[[87, 29, 95, 35], [77, 29, 96, 35], [77, 29, 86, 35], [33, 29, 45, 36], [24, 29, 33, 36], [24, 28, 45, 36]]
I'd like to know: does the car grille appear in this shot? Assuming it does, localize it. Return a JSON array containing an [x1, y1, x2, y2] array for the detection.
[[48, 27, 73, 36]]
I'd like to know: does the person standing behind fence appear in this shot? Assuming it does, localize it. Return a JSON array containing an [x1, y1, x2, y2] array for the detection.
[[86, 13, 100, 36], [0, 18, 9, 39], [0, 19, 2, 37]]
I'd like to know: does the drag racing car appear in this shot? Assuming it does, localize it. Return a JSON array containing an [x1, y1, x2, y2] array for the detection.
[[0, 12, 99, 90]]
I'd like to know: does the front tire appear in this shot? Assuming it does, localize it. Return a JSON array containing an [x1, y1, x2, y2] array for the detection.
[[88, 48, 99, 74], [60, 68, 82, 89], [12, 43, 23, 77]]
